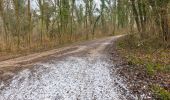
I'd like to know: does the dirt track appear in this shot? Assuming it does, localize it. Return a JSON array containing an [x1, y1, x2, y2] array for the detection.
[[0, 36, 121, 68], [0, 35, 136, 100]]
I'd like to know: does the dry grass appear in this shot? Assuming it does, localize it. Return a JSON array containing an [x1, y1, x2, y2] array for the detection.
[[0, 31, 112, 61]]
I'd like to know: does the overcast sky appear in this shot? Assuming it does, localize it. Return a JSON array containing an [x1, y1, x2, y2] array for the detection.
[[31, 0, 101, 10]]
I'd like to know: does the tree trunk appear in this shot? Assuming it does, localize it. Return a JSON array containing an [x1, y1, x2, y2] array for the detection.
[[130, 0, 141, 32], [138, 0, 146, 37], [28, 0, 32, 47], [13, 0, 20, 49], [38, 0, 44, 45], [70, 0, 75, 42], [0, 0, 9, 48], [161, 6, 169, 42]]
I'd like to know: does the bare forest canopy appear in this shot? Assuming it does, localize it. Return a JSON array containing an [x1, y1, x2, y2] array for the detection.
[[0, 0, 169, 52]]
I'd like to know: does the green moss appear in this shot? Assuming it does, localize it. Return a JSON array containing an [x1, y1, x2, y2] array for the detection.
[[146, 63, 155, 76], [165, 65, 170, 72], [152, 85, 170, 100]]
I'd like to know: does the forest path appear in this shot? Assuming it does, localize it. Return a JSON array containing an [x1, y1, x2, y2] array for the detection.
[[0, 35, 134, 100], [0, 36, 121, 68]]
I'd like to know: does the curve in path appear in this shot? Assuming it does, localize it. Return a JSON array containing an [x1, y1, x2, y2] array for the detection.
[[0, 35, 134, 100]]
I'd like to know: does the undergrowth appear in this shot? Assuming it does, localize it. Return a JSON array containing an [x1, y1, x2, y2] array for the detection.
[[116, 33, 170, 99], [152, 85, 170, 100], [117, 34, 170, 75]]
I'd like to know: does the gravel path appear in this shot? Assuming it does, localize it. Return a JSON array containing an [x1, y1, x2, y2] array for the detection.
[[0, 36, 134, 100]]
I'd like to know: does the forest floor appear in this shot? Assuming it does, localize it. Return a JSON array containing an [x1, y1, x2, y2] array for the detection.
[[116, 34, 170, 100]]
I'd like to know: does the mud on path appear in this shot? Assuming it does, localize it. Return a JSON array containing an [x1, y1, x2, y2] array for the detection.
[[0, 35, 135, 100]]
